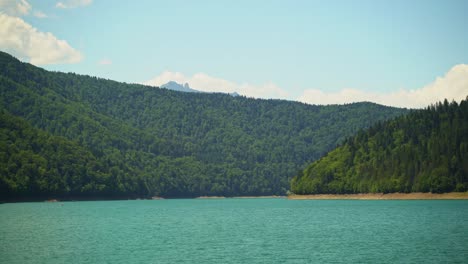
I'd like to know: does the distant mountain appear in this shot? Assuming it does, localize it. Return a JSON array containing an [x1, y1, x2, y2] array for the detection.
[[161, 81, 240, 97], [291, 98, 468, 194], [161, 81, 200, 93], [0, 51, 408, 200]]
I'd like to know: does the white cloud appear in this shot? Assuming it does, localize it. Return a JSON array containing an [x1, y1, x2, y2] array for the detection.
[[0, 13, 82, 65], [0, 1, 48, 18], [33, 10, 47, 18], [56, 0, 92, 9], [0, 0, 31, 16], [98, 58, 112, 66], [145, 65, 468, 108], [298, 64, 468, 108], [144, 71, 289, 99], [146, 71, 186, 86]]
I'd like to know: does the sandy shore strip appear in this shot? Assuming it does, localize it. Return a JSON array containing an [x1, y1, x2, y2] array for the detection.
[[233, 195, 285, 199], [195, 196, 226, 199], [288, 192, 468, 200], [195, 195, 285, 199]]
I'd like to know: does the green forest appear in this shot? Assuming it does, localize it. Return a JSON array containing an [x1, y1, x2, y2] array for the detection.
[[0, 51, 407, 200], [291, 98, 468, 194]]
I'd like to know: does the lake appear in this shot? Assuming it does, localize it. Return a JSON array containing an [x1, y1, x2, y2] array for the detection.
[[1, 199, 467, 263]]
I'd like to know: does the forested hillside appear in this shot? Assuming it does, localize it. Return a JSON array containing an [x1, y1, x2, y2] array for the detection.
[[0, 111, 109, 199], [291, 98, 468, 194], [0, 51, 407, 200]]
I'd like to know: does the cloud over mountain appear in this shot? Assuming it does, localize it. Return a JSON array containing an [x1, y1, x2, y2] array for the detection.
[[298, 64, 468, 108], [146, 65, 467, 108], [144, 71, 288, 99]]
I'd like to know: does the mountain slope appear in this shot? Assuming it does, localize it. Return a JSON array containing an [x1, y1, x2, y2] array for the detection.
[[0, 110, 113, 200], [0, 51, 408, 199], [291, 98, 468, 194]]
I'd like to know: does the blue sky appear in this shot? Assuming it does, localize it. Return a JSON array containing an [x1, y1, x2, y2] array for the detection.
[[1, 0, 467, 107]]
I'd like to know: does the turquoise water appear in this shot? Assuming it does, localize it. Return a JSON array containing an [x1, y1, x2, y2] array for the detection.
[[1, 199, 468, 263]]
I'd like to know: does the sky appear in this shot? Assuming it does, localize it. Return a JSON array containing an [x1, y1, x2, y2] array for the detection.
[[1, 0, 467, 108]]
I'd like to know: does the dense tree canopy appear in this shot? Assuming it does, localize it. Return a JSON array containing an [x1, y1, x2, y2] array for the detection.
[[291, 98, 468, 194], [0, 51, 407, 200]]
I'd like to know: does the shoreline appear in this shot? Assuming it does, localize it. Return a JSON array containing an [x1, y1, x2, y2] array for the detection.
[[3, 193, 468, 203], [232, 195, 284, 199], [196, 195, 284, 199], [195, 196, 226, 199], [287, 192, 468, 200]]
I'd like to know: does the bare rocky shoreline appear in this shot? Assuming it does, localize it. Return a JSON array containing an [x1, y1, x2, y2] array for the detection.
[[4, 193, 468, 203], [287, 192, 468, 200], [195, 195, 284, 199], [195, 193, 468, 200]]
